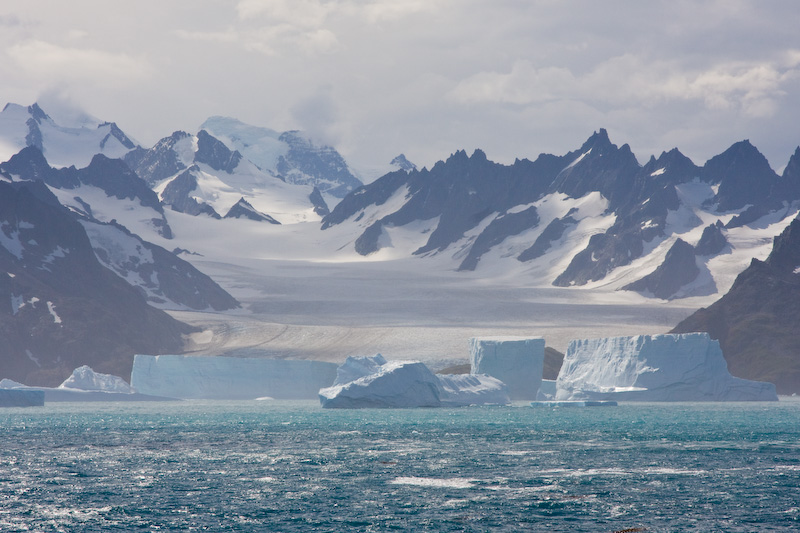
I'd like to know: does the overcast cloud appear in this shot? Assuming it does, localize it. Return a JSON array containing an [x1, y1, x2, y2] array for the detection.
[[2, 0, 799, 175]]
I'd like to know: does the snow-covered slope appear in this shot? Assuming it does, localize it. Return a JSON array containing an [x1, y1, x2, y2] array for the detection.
[[321, 130, 800, 302], [127, 128, 325, 225], [0, 103, 136, 168], [201, 116, 362, 198]]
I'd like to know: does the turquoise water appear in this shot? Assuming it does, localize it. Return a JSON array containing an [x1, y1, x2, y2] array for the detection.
[[2, 400, 799, 532]]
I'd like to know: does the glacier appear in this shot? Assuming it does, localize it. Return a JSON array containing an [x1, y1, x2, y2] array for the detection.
[[319, 354, 509, 408], [470, 337, 545, 400], [131, 354, 338, 400], [555, 333, 778, 401]]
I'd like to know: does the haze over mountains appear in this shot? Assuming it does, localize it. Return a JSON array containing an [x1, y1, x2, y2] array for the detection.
[[1, 101, 800, 391]]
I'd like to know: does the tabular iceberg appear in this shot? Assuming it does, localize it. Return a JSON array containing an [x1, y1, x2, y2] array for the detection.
[[0, 388, 44, 407], [1, 369, 174, 402], [470, 337, 545, 400], [131, 354, 338, 400], [555, 333, 777, 401], [319, 354, 509, 408]]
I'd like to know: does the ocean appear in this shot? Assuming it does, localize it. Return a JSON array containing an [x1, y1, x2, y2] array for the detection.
[[2, 400, 799, 532]]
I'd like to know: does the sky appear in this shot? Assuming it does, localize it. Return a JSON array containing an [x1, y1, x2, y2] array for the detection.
[[2, 0, 799, 176]]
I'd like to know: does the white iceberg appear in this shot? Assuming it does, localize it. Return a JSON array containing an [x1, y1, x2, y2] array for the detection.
[[59, 365, 136, 393], [131, 354, 338, 400], [0, 388, 44, 407], [1, 370, 174, 402], [319, 354, 509, 408], [555, 333, 777, 401], [470, 337, 545, 400]]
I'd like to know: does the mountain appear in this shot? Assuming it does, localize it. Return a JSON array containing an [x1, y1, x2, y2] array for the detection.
[[0, 146, 173, 239], [0, 147, 239, 312], [0, 103, 136, 168], [224, 197, 280, 223], [127, 129, 325, 224], [0, 180, 194, 386], [323, 129, 799, 301], [80, 218, 240, 311], [672, 216, 800, 394], [199, 116, 362, 198]]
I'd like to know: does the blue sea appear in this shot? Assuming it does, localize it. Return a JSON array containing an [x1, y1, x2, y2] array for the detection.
[[2, 400, 799, 532]]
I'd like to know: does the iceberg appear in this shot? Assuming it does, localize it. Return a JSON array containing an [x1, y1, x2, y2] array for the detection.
[[59, 365, 136, 393], [470, 337, 545, 400], [319, 354, 510, 408], [555, 333, 778, 401], [131, 354, 338, 400], [0, 388, 44, 407], [0, 371, 174, 402]]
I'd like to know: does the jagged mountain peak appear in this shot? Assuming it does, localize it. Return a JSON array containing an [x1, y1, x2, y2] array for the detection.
[[0, 102, 138, 168], [764, 216, 800, 273], [0, 145, 51, 181], [579, 128, 611, 151], [195, 129, 242, 173], [390, 154, 416, 172], [703, 138, 778, 211]]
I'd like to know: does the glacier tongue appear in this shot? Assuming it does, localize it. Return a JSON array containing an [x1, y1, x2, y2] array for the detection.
[[319, 354, 510, 408], [131, 354, 338, 400], [555, 333, 777, 401]]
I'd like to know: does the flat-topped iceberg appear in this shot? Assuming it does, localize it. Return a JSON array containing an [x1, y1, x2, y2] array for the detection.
[[470, 337, 545, 400], [555, 333, 777, 401], [0, 388, 44, 407], [1, 368, 174, 402], [131, 354, 338, 400], [319, 355, 509, 408]]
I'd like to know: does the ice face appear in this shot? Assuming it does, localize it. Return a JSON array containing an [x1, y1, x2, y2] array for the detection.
[[470, 337, 545, 400], [320, 360, 443, 409], [131, 354, 338, 400], [437, 373, 510, 407], [555, 333, 777, 401], [333, 354, 388, 385], [59, 365, 136, 393], [319, 356, 510, 408]]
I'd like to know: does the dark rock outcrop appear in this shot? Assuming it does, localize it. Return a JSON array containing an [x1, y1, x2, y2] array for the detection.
[[0, 180, 194, 387], [161, 167, 221, 218], [277, 131, 362, 197], [124, 131, 191, 187], [194, 130, 242, 173], [518, 215, 576, 262], [672, 216, 800, 393], [224, 197, 280, 224], [309, 186, 330, 217], [622, 238, 699, 299], [695, 221, 728, 256]]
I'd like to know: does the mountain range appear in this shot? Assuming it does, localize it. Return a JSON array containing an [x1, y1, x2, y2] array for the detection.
[[1, 101, 800, 391]]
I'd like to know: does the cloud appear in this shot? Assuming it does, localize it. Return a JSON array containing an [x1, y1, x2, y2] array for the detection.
[[290, 86, 342, 146], [174, 28, 239, 44], [0, 14, 23, 27], [7, 40, 153, 86], [450, 53, 800, 119]]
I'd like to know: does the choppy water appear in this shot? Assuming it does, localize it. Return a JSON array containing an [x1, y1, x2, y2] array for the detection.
[[2, 400, 799, 532]]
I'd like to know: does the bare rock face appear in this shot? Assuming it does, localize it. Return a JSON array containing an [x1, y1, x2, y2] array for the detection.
[[622, 239, 699, 300], [0, 180, 195, 387]]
